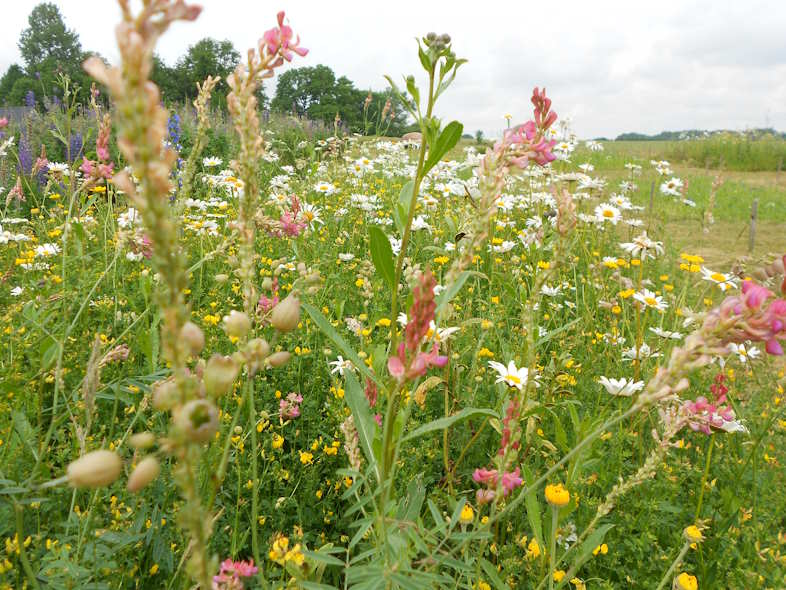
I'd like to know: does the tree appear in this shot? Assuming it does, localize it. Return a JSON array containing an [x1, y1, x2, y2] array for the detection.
[[0, 65, 25, 106], [272, 65, 337, 118], [271, 64, 410, 135], [18, 3, 83, 69]]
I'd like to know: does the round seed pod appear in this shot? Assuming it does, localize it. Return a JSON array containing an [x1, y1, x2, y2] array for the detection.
[[174, 399, 219, 444], [127, 456, 161, 492], [128, 432, 156, 450], [67, 450, 123, 489], [267, 351, 291, 368], [203, 354, 239, 397], [180, 321, 205, 356], [270, 295, 300, 333]]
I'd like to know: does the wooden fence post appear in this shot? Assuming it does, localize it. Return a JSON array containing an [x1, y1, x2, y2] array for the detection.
[[749, 199, 758, 254]]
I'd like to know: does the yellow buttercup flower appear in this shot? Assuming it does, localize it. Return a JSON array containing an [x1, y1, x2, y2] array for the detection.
[[545, 483, 570, 507], [674, 572, 698, 590]]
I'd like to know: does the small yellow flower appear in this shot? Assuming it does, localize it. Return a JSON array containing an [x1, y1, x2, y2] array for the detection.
[[553, 570, 566, 582], [674, 572, 698, 590], [272, 434, 284, 449], [545, 483, 570, 507], [684, 525, 703, 544], [527, 537, 542, 558], [459, 504, 474, 525]]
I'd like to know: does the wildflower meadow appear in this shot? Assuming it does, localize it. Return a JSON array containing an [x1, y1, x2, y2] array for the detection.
[[0, 2, 785, 589]]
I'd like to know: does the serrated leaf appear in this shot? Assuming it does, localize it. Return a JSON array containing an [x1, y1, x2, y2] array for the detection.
[[368, 226, 395, 290]]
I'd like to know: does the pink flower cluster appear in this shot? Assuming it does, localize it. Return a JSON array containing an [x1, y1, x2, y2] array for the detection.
[[0, 117, 8, 129], [80, 113, 114, 182], [682, 374, 745, 435], [213, 558, 257, 590], [258, 277, 280, 313], [493, 87, 558, 169], [259, 11, 308, 73], [709, 269, 786, 355], [388, 270, 448, 383], [278, 195, 307, 237], [472, 466, 523, 504], [279, 392, 303, 420]]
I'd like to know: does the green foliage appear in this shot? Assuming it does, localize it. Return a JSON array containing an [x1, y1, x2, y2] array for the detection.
[[272, 64, 409, 135]]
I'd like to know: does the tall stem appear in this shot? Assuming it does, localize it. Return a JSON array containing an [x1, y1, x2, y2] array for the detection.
[[694, 433, 715, 520]]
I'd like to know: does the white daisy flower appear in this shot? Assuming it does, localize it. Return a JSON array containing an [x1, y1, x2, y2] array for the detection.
[[598, 376, 645, 397]]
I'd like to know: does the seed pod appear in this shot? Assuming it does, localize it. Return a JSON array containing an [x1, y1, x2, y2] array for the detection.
[[152, 379, 178, 410], [270, 294, 300, 332], [246, 338, 271, 372], [127, 456, 161, 492], [180, 321, 205, 355], [129, 432, 156, 450], [174, 399, 219, 443], [203, 354, 239, 397], [267, 351, 291, 368], [67, 450, 123, 489], [215, 273, 228, 283], [224, 310, 251, 339]]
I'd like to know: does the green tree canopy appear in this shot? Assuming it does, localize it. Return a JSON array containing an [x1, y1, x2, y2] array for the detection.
[[272, 64, 409, 135], [18, 3, 83, 70]]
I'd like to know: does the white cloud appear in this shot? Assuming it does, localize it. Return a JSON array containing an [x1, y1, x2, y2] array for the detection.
[[1, 0, 784, 138]]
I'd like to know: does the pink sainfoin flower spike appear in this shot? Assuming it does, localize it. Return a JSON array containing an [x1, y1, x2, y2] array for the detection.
[[262, 11, 308, 61], [707, 273, 786, 356], [213, 558, 258, 590], [388, 269, 448, 383], [0, 117, 8, 129]]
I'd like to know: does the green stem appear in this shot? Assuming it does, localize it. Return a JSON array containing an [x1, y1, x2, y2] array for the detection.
[[15, 503, 40, 590], [694, 433, 715, 521], [549, 506, 558, 590], [655, 541, 691, 590]]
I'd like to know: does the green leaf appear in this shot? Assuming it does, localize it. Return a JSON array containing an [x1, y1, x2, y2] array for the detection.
[[521, 465, 544, 552], [423, 121, 463, 174], [302, 303, 380, 387], [479, 557, 508, 589], [302, 550, 344, 567], [557, 524, 614, 588], [398, 180, 415, 210], [301, 582, 340, 590], [402, 407, 496, 443], [368, 226, 395, 291], [40, 338, 60, 372], [344, 370, 380, 481], [435, 270, 486, 314]]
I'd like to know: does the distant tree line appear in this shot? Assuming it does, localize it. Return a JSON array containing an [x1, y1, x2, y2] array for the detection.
[[0, 3, 411, 135], [615, 128, 786, 141]]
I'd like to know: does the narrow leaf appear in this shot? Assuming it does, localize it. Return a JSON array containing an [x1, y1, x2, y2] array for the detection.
[[402, 407, 496, 443]]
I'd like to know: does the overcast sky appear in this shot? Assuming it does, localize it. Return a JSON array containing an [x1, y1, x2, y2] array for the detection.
[[2, 0, 784, 139]]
